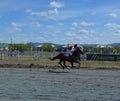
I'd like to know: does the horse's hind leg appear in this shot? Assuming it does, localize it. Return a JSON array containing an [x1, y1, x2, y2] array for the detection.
[[70, 61, 74, 68], [78, 61, 81, 67], [63, 60, 66, 67]]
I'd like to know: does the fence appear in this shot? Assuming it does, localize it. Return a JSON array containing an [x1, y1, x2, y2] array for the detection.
[[0, 50, 58, 60], [86, 53, 120, 61], [1, 50, 120, 61]]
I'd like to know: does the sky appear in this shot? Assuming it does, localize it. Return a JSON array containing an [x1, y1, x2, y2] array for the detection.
[[0, 0, 120, 44]]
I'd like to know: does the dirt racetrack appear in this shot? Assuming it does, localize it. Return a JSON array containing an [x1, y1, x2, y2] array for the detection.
[[0, 68, 120, 101], [0, 58, 120, 100]]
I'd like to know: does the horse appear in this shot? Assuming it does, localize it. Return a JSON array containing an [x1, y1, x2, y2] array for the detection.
[[50, 47, 84, 69]]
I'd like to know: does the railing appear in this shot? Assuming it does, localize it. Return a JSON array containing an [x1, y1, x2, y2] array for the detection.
[[1, 50, 120, 61], [86, 53, 120, 61], [0, 50, 59, 60]]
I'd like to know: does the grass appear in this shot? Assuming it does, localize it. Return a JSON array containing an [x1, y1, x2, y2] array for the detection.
[[81, 61, 120, 69], [0, 57, 120, 69]]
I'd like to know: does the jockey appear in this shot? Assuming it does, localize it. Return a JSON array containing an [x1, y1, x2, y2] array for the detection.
[[65, 44, 77, 57], [72, 44, 77, 52]]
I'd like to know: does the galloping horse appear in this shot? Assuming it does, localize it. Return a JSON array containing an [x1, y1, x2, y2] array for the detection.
[[50, 47, 84, 69]]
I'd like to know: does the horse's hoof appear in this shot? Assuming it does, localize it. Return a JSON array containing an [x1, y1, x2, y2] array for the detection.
[[66, 66, 70, 70]]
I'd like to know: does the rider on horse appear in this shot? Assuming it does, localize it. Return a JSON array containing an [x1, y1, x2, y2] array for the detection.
[[50, 44, 83, 68]]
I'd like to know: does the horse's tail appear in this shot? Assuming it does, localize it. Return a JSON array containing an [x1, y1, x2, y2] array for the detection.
[[50, 56, 57, 60]]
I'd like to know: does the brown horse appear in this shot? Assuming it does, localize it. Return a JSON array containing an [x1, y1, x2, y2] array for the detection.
[[50, 47, 84, 69]]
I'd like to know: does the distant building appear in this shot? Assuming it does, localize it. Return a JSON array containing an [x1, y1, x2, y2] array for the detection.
[[0, 43, 8, 50]]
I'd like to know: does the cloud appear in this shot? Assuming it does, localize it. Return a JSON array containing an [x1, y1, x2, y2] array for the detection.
[[36, 36, 45, 40], [72, 22, 78, 27], [30, 8, 58, 16], [8, 27, 22, 33], [31, 22, 41, 28], [72, 21, 95, 28], [78, 29, 95, 34], [25, 1, 64, 20], [26, 8, 58, 19], [66, 32, 76, 37], [25, 9, 32, 13], [49, 1, 64, 8], [109, 12, 118, 18], [80, 21, 95, 27], [8, 22, 25, 33], [11, 22, 24, 27], [104, 23, 120, 29], [115, 30, 120, 34], [104, 23, 120, 36], [48, 8, 58, 15]]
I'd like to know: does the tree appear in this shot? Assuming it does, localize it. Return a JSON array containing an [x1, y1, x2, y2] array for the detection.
[[8, 43, 31, 51], [41, 44, 56, 51]]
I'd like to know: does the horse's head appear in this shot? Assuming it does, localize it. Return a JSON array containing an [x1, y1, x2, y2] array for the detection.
[[77, 47, 84, 54], [73, 47, 84, 57]]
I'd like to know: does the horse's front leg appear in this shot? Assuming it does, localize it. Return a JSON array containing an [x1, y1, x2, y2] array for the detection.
[[59, 60, 65, 69], [63, 60, 67, 69], [75, 60, 81, 68], [78, 61, 80, 67]]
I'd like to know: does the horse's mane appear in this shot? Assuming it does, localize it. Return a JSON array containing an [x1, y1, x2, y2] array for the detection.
[[72, 47, 82, 57]]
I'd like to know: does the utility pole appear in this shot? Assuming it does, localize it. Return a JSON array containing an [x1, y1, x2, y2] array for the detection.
[[11, 38, 13, 44]]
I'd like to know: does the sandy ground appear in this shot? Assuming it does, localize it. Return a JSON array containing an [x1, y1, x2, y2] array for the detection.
[[0, 58, 120, 70], [1, 68, 120, 101]]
